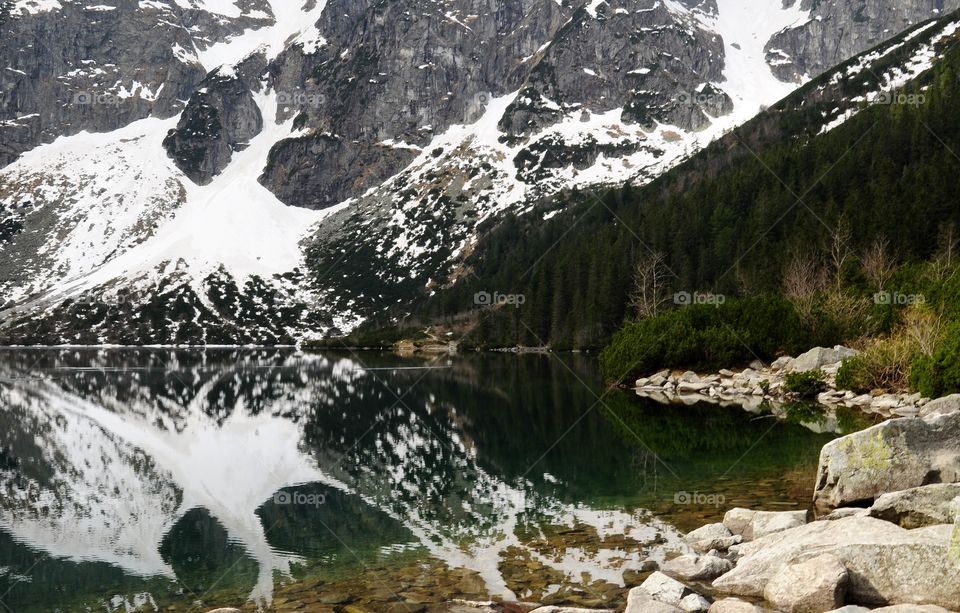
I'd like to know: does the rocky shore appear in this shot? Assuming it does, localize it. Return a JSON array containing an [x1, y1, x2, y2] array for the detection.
[[632, 346, 938, 421], [618, 396, 960, 613]]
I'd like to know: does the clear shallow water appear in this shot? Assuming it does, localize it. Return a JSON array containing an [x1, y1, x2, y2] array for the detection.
[[0, 349, 859, 612]]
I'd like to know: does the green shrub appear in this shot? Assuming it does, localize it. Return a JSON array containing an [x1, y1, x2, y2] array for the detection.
[[784, 369, 827, 399], [909, 323, 960, 398], [599, 295, 810, 382], [835, 336, 917, 394]]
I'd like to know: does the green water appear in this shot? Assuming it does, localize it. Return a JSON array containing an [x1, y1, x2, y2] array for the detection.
[[0, 349, 861, 612]]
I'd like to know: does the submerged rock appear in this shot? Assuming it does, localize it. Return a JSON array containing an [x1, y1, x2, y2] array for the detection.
[[712, 516, 960, 608], [813, 411, 960, 513], [762, 553, 848, 612]]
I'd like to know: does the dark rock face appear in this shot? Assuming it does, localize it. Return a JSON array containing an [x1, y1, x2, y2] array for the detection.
[[499, 1, 728, 134], [0, 0, 272, 167], [163, 70, 264, 185], [766, 0, 960, 81], [258, 0, 576, 209]]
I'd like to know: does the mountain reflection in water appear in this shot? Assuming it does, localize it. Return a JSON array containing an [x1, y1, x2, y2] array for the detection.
[[0, 349, 835, 612]]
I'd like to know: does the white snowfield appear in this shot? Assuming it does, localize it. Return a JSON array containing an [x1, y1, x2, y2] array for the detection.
[[0, 0, 814, 329]]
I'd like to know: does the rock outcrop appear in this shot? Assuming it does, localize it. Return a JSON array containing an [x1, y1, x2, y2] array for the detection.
[[163, 69, 264, 185], [813, 411, 960, 513]]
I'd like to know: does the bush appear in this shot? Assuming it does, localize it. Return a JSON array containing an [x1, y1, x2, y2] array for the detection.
[[599, 295, 809, 382], [784, 369, 827, 399], [835, 336, 917, 393], [909, 322, 960, 398]]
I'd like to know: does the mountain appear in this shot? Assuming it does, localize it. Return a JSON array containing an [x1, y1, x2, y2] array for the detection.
[[0, 0, 955, 345]]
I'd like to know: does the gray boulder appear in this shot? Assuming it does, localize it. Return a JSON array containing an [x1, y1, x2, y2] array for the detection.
[[869, 484, 960, 528], [919, 394, 960, 418], [636, 572, 688, 606], [712, 516, 960, 608], [790, 347, 857, 372], [707, 599, 762, 613], [722, 508, 755, 536], [813, 411, 960, 513], [762, 553, 848, 613], [678, 594, 712, 612], [662, 554, 733, 581]]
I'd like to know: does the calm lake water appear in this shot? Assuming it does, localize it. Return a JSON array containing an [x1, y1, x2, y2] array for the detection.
[[0, 349, 869, 612]]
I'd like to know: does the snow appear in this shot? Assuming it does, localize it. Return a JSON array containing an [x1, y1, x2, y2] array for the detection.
[[709, 0, 811, 118], [195, 0, 329, 72]]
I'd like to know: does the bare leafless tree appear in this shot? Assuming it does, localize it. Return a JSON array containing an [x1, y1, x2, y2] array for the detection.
[[630, 251, 670, 319], [933, 223, 959, 280], [828, 214, 853, 288], [783, 251, 828, 322], [862, 235, 897, 291]]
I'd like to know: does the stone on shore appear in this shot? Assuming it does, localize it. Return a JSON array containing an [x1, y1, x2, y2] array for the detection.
[[707, 598, 762, 613], [683, 523, 740, 553], [530, 605, 616, 613], [919, 393, 960, 418], [742, 510, 807, 540], [868, 483, 960, 528], [636, 572, 688, 606], [722, 508, 755, 536], [790, 346, 857, 372], [813, 411, 960, 513], [762, 553, 848, 612], [678, 593, 712, 612], [870, 606, 957, 613], [662, 554, 733, 581], [712, 516, 960, 608]]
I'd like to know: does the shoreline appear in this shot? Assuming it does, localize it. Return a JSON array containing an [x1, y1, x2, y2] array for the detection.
[[631, 346, 938, 421]]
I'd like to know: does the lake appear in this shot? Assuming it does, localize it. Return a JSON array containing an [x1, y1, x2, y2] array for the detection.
[[0, 349, 871, 612]]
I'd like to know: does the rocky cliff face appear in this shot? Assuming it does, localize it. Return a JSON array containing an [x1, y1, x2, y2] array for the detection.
[[766, 0, 960, 81], [0, 0, 955, 344], [0, 0, 274, 167]]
